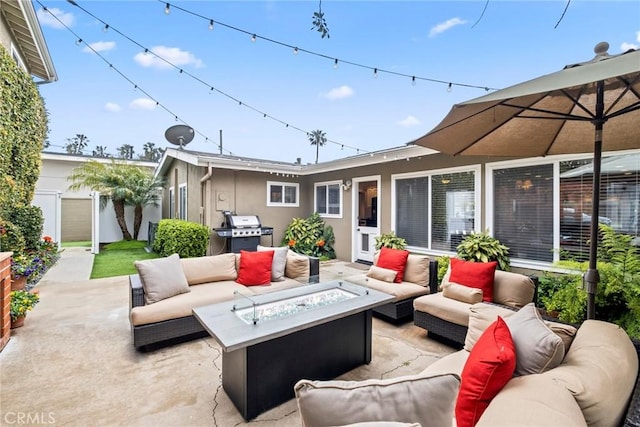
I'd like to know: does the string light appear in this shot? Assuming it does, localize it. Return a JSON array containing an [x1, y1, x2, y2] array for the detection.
[[373, 68, 378, 78], [164, 3, 170, 14], [447, 82, 453, 93], [293, 47, 299, 55], [333, 58, 339, 69], [155, 0, 499, 92], [251, 34, 257, 42], [103, 24, 109, 32], [43, 0, 386, 158], [75, 38, 83, 46], [411, 76, 416, 86], [208, 19, 214, 30]]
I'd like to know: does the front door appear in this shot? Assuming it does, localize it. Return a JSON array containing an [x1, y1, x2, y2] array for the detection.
[[354, 178, 380, 262]]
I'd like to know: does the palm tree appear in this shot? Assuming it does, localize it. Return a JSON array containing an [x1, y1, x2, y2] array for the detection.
[[67, 160, 162, 240], [126, 169, 165, 239], [65, 134, 89, 155], [117, 144, 135, 160], [308, 129, 327, 164]]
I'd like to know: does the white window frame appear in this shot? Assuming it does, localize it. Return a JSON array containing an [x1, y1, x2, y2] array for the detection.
[[485, 149, 640, 270], [391, 165, 481, 255], [314, 180, 343, 218], [267, 181, 299, 207], [178, 183, 187, 220]]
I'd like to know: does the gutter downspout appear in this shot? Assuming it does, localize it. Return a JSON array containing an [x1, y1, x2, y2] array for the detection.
[[200, 162, 213, 225]]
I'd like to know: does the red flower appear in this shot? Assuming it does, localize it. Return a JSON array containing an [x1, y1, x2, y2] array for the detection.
[[288, 239, 296, 247], [316, 239, 325, 247], [43, 236, 52, 242]]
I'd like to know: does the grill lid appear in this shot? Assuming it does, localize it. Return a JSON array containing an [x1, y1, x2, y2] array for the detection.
[[228, 215, 261, 228]]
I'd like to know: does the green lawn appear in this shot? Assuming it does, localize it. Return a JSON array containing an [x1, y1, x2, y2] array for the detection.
[[61, 240, 92, 248], [91, 240, 159, 279]]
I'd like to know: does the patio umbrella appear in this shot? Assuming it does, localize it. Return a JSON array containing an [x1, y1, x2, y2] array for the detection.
[[414, 42, 640, 319]]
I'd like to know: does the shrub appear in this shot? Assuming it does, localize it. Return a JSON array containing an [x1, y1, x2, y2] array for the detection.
[[282, 213, 335, 259], [4, 205, 43, 250], [0, 218, 25, 255], [153, 219, 210, 258], [456, 230, 510, 271], [374, 231, 407, 250]]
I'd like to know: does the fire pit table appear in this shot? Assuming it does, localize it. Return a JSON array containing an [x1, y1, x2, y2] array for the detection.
[[192, 280, 393, 420]]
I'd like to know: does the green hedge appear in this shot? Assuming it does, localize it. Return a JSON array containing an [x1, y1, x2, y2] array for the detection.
[[152, 219, 210, 258], [4, 205, 43, 251]]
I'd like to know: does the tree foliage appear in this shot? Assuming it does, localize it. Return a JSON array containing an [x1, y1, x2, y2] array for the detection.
[[308, 129, 327, 164]]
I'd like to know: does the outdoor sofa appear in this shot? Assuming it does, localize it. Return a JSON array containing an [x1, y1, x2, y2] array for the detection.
[[129, 248, 319, 350], [344, 252, 438, 321], [413, 262, 538, 346], [295, 303, 640, 427]]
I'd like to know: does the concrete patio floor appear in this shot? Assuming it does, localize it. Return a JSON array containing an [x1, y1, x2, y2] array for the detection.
[[0, 248, 455, 426]]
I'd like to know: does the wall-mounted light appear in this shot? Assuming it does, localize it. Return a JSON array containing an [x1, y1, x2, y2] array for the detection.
[[341, 180, 352, 191]]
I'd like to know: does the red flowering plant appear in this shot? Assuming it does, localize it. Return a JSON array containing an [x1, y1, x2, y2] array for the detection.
[[282, 213, 335, 259]]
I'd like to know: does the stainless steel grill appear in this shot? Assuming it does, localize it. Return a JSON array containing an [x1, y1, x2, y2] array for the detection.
[[214, 211, 273, 252]]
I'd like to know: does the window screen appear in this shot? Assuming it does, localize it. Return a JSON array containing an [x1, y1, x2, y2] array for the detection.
[[395, 177, 429, 248]]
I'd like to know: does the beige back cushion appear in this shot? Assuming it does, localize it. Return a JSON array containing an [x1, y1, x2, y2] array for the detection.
[[295, 373, 460, 427], [366, 265, 397, 283], [541, 320, 639, 427], [403, 254, 430, 286], [285, 250, 309, 281], [492, 270, 535, 308], [464, 303, 516, 351], [180, 253, 237, 285], [135, 254, 190, 304]]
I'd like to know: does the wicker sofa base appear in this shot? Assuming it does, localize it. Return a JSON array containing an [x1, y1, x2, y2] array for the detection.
[[373, 297, 417, 322], [132, 315, 209, 350], [413, 310, 467, 348]]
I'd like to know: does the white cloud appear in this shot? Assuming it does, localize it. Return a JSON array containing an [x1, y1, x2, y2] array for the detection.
[[398, 115, 421, 127], [621, 42, 638, 51], [429, 17, 467, 38], [83, 41, 116, 54], [133, 46, 203, 69], [37, 7, 74, 30], [321, 85, 355, 100], [129, 98, 157, 110], [637, 31, 640, 43], [104, 102, 122, 113]]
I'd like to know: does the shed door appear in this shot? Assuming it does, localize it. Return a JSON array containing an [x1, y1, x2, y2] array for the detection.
[[61, 199, 92, 241]]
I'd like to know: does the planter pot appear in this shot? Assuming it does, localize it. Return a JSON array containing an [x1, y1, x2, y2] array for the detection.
[[11, 276, 27, 291], [11, 316, 25, 329]]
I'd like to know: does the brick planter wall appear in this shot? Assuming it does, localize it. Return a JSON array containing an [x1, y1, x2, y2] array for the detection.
[[0, 252, 12, 352]]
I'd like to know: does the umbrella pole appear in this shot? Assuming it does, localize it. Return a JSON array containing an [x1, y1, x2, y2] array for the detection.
[[585, 80, 605, 320]]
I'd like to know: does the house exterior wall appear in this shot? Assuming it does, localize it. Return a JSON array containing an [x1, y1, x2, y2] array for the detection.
[[0, 14, 13, 49]]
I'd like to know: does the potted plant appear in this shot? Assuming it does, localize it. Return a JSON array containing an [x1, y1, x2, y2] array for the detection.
[[456, 230, 510, 271], [10, 255, 36, 291], [374, 232, 407, 250], [10, 290, 39, 328]]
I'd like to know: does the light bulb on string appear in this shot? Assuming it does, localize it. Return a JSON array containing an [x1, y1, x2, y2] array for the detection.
[[164, 3, 170, 14], [103, 24, 109, 32], [293, 47, 299, 55], [251, 34, 256, 42], [333, 58, 339, 69], [263, 114, 267, 119], [75, 38, 83, 46], [208, 19, 214, 30], [373, 68, 378, 78], [411, 76, 416, 86], [447, 82, 453, 93]]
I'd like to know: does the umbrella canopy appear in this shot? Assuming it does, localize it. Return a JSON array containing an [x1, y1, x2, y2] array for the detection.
[[414, 42, 640, 319]]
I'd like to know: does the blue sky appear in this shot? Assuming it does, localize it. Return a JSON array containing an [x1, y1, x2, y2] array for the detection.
[[36, 1, 640, 163]]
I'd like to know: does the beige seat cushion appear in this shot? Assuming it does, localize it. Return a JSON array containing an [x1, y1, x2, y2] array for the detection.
[[180, 253, 237, 285], [345, 275, 430, 301], [130, 281, 251, 326], [134, 254, 190, 304], [403, 254, 430, 286], [541, 319, 639, 427], [492, 270, 535, 308], [413, 292, 471, 326], [295, 373, 460, 427], [476, 375, 587, 427]]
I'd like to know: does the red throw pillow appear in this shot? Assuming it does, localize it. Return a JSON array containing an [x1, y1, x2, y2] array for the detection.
[[449, 258, 497, 302], [236, 250, 274, 286], [455, 316, 516, 427], [376, 247, 409, 283]]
